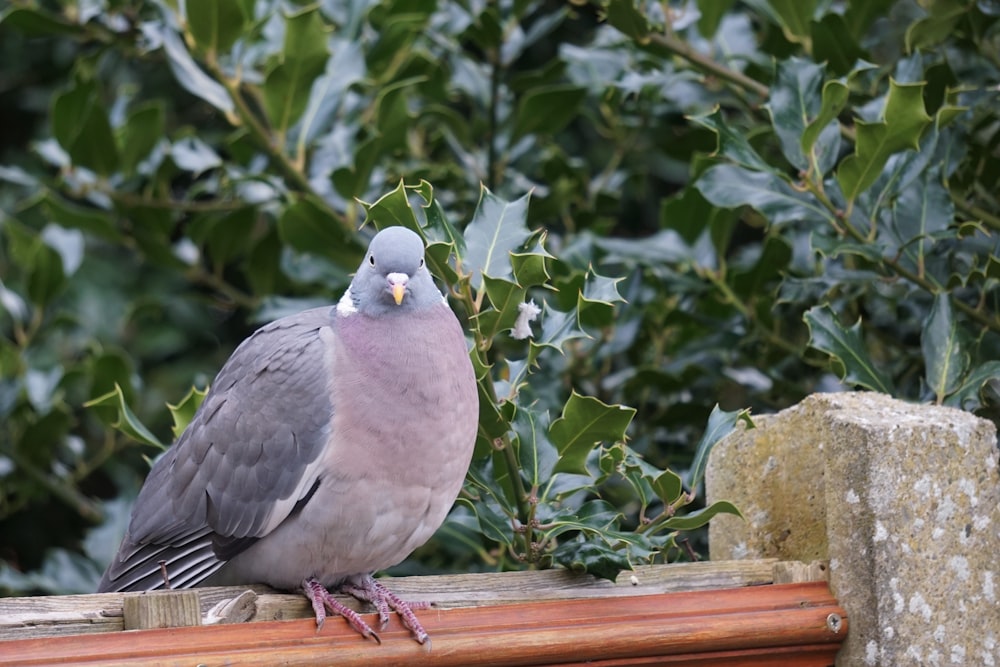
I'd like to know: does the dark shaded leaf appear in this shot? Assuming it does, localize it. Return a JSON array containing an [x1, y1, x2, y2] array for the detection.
[[463, 186, 532, 289], [660, 500, 743, 531], [51, 80, 120, 176], [804, 304, 894, 393], [922, 294, 969, 403], [687, 405, 753, 495], [84, 384, 164, 450], [696, 164, 835, 227], [552, 538, 631, 581], [837, 80, 931, 203], [185, 0, 247, 55], [161, 28, 233, 113], [550, 392, 636, 474], [262, 7, 330, 134]]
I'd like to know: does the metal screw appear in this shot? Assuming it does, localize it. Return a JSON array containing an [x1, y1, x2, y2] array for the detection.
[[826, 612, 843, 634]]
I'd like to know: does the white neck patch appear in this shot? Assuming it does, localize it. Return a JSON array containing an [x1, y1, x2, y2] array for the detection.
[[337, 287, 357, 316]]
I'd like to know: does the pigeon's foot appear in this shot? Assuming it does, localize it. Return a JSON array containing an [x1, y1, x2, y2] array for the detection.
[[340, 573, 431, 645], [302, 575, 431, 645], [303, 577, 381, 644]]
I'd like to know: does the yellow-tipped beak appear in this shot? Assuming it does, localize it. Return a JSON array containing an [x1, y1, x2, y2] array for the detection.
[[392, 282, 406, 305]]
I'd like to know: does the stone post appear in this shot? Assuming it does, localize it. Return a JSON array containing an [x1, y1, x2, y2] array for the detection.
[[707, 392, 1000, 666]]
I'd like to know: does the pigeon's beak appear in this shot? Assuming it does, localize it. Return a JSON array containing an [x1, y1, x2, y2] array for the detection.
[[387, 273, 409, 305]]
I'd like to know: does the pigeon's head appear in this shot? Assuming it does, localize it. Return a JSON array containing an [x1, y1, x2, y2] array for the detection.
[[340, 226, 443, 317]]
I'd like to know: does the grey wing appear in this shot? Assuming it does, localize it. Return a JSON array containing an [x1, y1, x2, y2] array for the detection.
[[98, 307, 335, 592]]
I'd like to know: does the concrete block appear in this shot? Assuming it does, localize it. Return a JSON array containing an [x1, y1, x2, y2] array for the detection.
[[707, 392, 1000, 666]]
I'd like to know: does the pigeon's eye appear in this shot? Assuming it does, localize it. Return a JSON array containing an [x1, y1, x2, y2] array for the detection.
[[369, 254, 375, 266], [419, 258, 424, 268]]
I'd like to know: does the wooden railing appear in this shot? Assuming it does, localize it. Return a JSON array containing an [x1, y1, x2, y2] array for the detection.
[[0, 560, 846, 666]]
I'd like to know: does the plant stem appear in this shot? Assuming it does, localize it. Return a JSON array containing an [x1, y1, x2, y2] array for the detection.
[[952, 194, 1000, 232], [5, 448, 103, 523], [206, 62, 353, 235], [106, 190, 249, 214], [647, 32, 769, 100]]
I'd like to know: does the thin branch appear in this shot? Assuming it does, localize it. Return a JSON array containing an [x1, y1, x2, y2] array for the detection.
[[107, 190, 249, 214], [952, 193, 1000, 232], [646, 32, 769, 101], [205, 61, 353, 236], [3, 448, 103, 523]]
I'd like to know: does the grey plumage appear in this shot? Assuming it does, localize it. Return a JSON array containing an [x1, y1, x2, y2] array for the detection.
[[98, 227, 479, 642]]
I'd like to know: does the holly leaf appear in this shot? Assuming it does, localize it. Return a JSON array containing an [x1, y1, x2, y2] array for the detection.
[[687, 405, 753, 495], [550, 392, 636, 474], [84, 384, 164, 450], [167, 385, 208, 441], [463, 186, 532, 289], [922, 294, 969, 403], [836, 80, 931, 203], [804, 304, 894, 393], [262, 6, 329, 134]]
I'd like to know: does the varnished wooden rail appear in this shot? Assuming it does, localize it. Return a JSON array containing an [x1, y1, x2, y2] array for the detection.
[[0, 561, 847, 666]]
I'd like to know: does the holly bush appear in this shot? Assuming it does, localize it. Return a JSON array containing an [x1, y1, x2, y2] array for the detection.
[[1, 0, 998, 594]]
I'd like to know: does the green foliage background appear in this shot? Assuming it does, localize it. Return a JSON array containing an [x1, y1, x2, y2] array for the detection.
[[1, 0, 999, 594]]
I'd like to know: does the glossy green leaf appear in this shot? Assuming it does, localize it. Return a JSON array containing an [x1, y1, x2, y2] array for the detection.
[[660, 500, 743, 531], [836, 80, 931, 203], [161, 28, 234, 113], [888, 165, 953, 277], [550, 392, 636, 475], [43, 192, 119, 241], [185, 0, 247, 55], [766, 57, 835, 173], [414, 180, 466, 252], [512, 84, 586, 140], [475, 275, 528, 341], [552, 537, 631, 581], [362, 180, 425, 233], [801, 80, 848, 160], [803, 304, 894, 393], [766, 0, 817, 43], [262, 7, 329, 133], [905, 0, 968, 52], [510, 245, 552, 288], [456, 492, 514, 548], [603, 0, 650, 41], [696, 164, 836, 227], [463, 186, 532, 289], [512, 407, 557, 486], [527, 304, 591, 363], [651, 469, 683, 505], [119, 102, 165, 175], [687, 405, 753, 495], [843, 0, 896, 38], [578, 269, 626, 328], [697, 0, 737, 36], [690, 107, 772, 172], [922, 294, 969, 403], [0, 7, 83, 36], [942, 362, 1000, 411], [4, 223, 66, 306], [167, 385, 209, 440], [810, 14, 866, 77], [84, 384, 165, 450], [51, 80, 120, 176], [278, 195, 362, 266]]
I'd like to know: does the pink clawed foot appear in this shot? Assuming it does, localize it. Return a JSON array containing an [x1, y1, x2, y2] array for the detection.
[[303, 574, 432, 645], [304, 577, 382, 643]]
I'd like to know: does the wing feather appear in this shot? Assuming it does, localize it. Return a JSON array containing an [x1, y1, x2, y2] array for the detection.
[[98, 307, 335, 592]]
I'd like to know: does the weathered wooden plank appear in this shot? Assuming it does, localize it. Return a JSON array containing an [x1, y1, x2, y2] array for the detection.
[[0, 560, 780, 640], [122, 589, 201, 629], [0, 582, 847, 667]]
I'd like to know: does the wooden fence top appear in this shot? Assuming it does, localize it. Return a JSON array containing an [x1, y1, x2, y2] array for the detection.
[[0, 559, 846, 666]]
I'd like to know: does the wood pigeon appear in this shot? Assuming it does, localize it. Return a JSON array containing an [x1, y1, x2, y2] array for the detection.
[[98, 226, 480, 644]]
